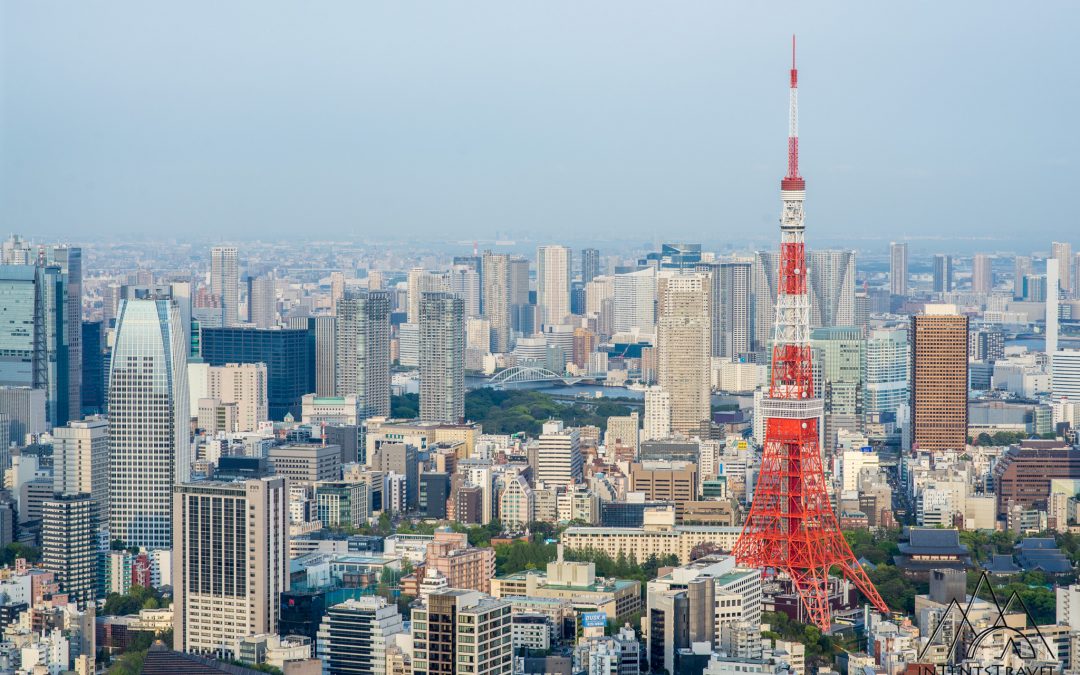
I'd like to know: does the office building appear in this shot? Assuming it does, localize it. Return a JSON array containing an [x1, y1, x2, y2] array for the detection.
[[210, 246, 240, 327], [698, 259, 752, 360], [537, 421, 582, 487], [538, 245, 572, 327], [605, 413, 639, 456], [42, 494, 96, 609], [972, 254, 993, 294], [629, 461, 698, 519], [808, 250, 856, 329], [1053, 242, 1073, 295], [314, 316, 338, 397], [1013, 255, 1034, 299], [910, 307, 969, 452], [656, 274, 711, 437], [336, 290, 391, 418], [200, 326, 313, 420], [246, 274, 276, 329], [811, 327, 865, 450], [508, 256, 532, 334], [398, 323, 420, 368], [613, 269, 656, 336], [81, 320, 106, 415], [268, 444, 342, 485], [993, 440, 1080, 518], [865, 328, 909, 418], [890, 242, 908, 296], [481, 253, 511, 353], [412, 589, 512, 675], [419, 472, 450, 519], [933, 254, 954, 293], [207, 363, 268, 432], [419, 293, 465, 424], [581, 248, 601, 285], [0, 386, 46, 447], [369, 443, 419, 509], [52, 417, 109, 525], [109, 297, 190, 551], [173, 477, 288, 658], [316, 596, 404, 675], [315, 481, 370, 529], [450, 265, 481, 318]]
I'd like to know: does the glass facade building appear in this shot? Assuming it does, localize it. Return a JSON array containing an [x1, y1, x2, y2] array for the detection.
[[200, 327, 314, 420]]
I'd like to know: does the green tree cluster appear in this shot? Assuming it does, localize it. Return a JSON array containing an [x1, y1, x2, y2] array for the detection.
[[464, 389, 633, 436], [0, 543, 39, 566], [495, 539, 558, 575], [102, 585, 163, 616], [563, 547, 679, 588]]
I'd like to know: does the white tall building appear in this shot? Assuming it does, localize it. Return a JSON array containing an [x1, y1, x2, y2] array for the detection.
[[656, 273, 711, 437], [109, 297, 190, 551], [972, 254, 993, 294], [207, 363, 268, 433], [808, 250, 856, 329], [1053, 241, 1073, 295], [336, 290, 391, 417], [643, 387, 671, 441], [614, 268, 657, 336], [537, 421, 582, 487], [246, 274, 276, 329], [1048, 259, 1060, 372], [210, 246, 240, 326], [482, 253, 512, 353], [52, 416, 109, 526], [752, 251, 780, 352], [419, 293, 465, 424], [450, 265, 482, 317], [317, 596, 404, 674], [173, 476, 288, 658], [1053, 350, 1080, 402], [538, 245, 572, 327], [889, 242, 908, 296], [407, 268, 451, 324], [865, 328, 910, 418]]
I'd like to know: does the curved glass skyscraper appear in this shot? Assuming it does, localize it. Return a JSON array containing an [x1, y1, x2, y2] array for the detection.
[[109, 297, 190, 551]]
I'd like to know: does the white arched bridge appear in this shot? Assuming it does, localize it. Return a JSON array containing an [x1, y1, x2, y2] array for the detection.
[[487, 366, 585, 387]]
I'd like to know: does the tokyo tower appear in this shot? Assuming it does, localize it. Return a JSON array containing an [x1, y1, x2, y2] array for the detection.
[[731, 37, 889, 630]]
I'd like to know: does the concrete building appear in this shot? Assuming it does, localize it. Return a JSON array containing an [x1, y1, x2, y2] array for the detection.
[[910, 306, 969, 452], [407, 268, 451, 324], [811, 327, 865, 450], [336, 289, 391, 418], [315, 480, 370, 528], [302, 394, 362, 427], [657, 274, 711, 437], [482, 253, 512, 353], [889, 242, 908, 296], [268, 443, 342, 486], [207, 363, 268, 432], [865, 328, 909, 419], [411, 589, 512, 675], [51, 417, 109, 526], [972, 254, 993, 294], [41, 494, 96, 609], [643, 388, 671, 442], [315, 315, 338, 397], [538, 245, 572, 327], [697, 259, 752, 360], [211, 246, 240, 326], [807, 250, 856, 329], [173, 477, 288, 659], [316, 596, 404, 675], [425, 529, 496, 594], [419, 293, 465, 424], [537, 421, 583, 487], [630, 461, 698, 519], [246, 274, 276, 329], [605, 413, 640, 457], [933, 254, 954, 293], [613, 269, 657, 336], [1053, 241, 1073, 295], [109, 297, 190, 551], [562, 520, 742, 564]]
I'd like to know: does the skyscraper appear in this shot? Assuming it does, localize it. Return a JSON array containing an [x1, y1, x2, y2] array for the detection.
[[811, 327, 865, 450], [752, 251, 780, 353], [643, 387, 671, 441], [419, 292, 465, 424], [481, 253, 511, 353], [450, 265, 481, 317], [408, 268, 451, 324], [52, 416, 109, 526], [656, 273, 711, 437], [336, 290, 391, 418], [173, 477, 288, 658], [613, 268, 657, 336], [537, 245, 572, 327], [865, 328, 909, 419], [210, 246, 240, 327], [207, 363, 268, 432], [1052, 241, 1073, 295], [109, 296, 190, 551], [807, 250, 856, 328], [932, 254, 954, 293], [972, 254, 993, 294], [889, 242, 908, 296], [581, 248, 601, 285], [314, 315, 338, 397], [42, 493, 96, 609], [910, 306, 969, 452], [246, 274, 276, 329], [200, 326, 313, 420], [697, 259, 752, 360], [1014, 255, 1033, 300]]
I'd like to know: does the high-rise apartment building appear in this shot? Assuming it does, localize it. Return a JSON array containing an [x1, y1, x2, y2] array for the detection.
[[656, 274, 711, 437], [52, 416, 109, 525], [697, 259, 751, 360], [419, 293, 465, 424], [910, 306, 969, 452], [336, 290, 391, 418], [811, 327, 865, 450], [581, 248, 601, 285], [865, 328, 909, 419], [605, 413, 640, 456], [210, 246, 240, 327], [933, 255, 954, 293], [643, 387, 671, 441], [481, 253, 511, 353], [200, 326, 313, 420], [1053, 242, 1073, 295], [613, 269, 657, 336], [246, 274, 276, 329], [537, 245, 572, 327], [889, 242, 908, 296], [316, 596, 404, 675], [537, 421, 582, 487], [109, 297, 190, 551], [411, 589, 512, 675], [972, 254, 993, 294], [42, 493, 96, 609], [207, 363, 268, 432], [752, 251, 779, 353], [450, 265, 481, 318], [408, 269, 451, 324], [173, 477, 288, 659], [808, 250, 856, 329]]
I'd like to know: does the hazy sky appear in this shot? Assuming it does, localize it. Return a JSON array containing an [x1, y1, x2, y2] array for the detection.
[[1, 2, 1076, 247]]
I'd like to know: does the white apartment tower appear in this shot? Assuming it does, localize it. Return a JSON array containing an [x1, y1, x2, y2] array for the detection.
[[482, 253, 512, 353], [210, 246, 240, 326], [173, 477, 288, 659], [419, 292, 465, 424], [643, 387, 671, 441], [537, 421, 583, 487], [52, 416, 109, 526], [109, 297, 190, 551], [336, 290, 391, 417], [613, 268, 657, 336], [537, 245, 572, 327], [656, 273, 711, 437]]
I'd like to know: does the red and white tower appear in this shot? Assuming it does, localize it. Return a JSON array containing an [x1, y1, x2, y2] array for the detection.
[[731, 37, 889, 630]]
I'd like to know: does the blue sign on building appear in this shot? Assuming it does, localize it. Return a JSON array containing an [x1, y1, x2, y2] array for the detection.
[[581, 612, 607, 628]]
